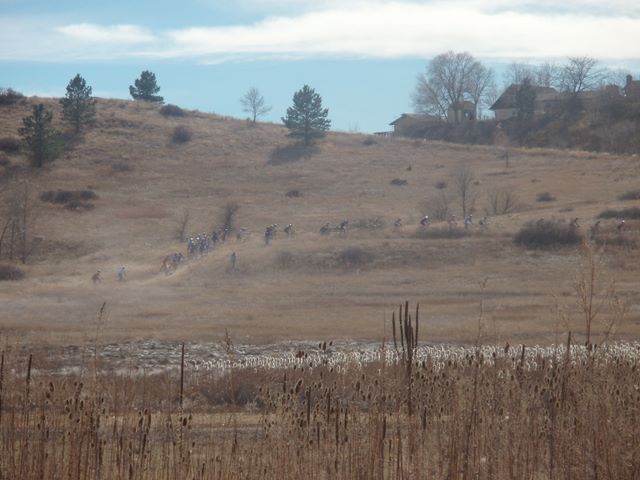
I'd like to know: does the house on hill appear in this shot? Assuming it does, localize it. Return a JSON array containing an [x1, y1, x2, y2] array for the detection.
[[447, 101, 476, 123], [625, 75, 640, 99], [490, 84, 559, 121], [389, 113, 440, 136]]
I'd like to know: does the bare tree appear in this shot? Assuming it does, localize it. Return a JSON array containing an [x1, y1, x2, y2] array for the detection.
[[559, 56, 606, 93], [3, 178, 40, 264], [503, 61, 560, 88], [482, 82, 500, 117], [467, 64, 496, 119], [503, 62, 536, 86], [240, 87, 271, 124], [452, 163, 477, 219], [486, 187, 520, 215], [412, 74, 449, 119], [424, 191, 452, 221], [413, 51, 489, 123], [535, 62, 561, 88]]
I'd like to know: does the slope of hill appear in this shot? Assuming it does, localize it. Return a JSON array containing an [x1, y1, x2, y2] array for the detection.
[[0, 97, 639, 346]]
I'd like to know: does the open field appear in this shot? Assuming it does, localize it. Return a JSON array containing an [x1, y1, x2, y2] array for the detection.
[[1, 97, 640, 349], [2, 97, 640, 480]]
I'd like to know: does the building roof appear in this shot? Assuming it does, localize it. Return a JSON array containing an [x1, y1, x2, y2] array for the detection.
[[389, 113, 441, 126], [490, 84, 558, 110]]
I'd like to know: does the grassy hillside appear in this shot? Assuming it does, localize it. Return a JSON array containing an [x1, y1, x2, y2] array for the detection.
[[0, 97, 639, 346]]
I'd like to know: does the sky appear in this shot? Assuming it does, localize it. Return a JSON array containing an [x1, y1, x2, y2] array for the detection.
[[1, 0, 639, 132]]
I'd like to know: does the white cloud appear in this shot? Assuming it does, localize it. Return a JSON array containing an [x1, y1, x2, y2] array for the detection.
[[56, 23, 156, 44], [0, 3, 639, 63], [216, 0, 640, 17], [163, 3, 640, 60]]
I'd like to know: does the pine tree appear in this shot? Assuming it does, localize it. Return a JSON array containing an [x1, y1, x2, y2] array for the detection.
[[129, 70, 164, 103], [282, 85, 330, 146], [60, 74, 96, 134], [19, 104, 60, 168]]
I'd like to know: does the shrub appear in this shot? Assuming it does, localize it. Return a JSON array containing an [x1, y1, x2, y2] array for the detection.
[[598, 207, 640, 220], [40, 189, 97, 210], [390, 178, 408, 186], [0, 137, 21, 153], [414, 226, 469, 240], [336, 247, 373, 268], [160, 104, 185, 117], [435, 180, 447, 189], [0, 87, 25, 106], [423, 192, 452, 221], [171, 125, 193, 144], [618, 189, 640, 201], [513, 219, 582, 249], [536, 192, 556, 202], [268, 143, 318, 165], [285, 189, 302, 198], [0, 264, 25, 281], [362, 137, 377, 146]]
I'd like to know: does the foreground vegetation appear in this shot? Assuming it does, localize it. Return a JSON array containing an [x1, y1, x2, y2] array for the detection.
[[1, 307, 639, 479]]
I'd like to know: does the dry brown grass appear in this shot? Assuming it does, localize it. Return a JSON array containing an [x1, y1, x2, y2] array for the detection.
[[0, 97, 639, 346], [1, 315, 639, 479]]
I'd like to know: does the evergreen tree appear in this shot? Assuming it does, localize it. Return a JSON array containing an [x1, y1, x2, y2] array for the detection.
[[282, 85, 330, 146], [19, 104, 60, 168], [129, 70, 163, 103], [60, 74, 96, 134]]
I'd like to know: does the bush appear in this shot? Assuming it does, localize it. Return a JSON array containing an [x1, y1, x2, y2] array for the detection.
[[598, 207, 640, 220], [160, 104, 185, 117], [536, 192, 556, 202], [41, 189, 97, 204], [0, 264, 25, 281], [285, 189, 302, 198], [390, 178, 408, 186], [0, 137, 21, 153], [362, 137, 377, 146], [513, 219, 582, 249], [171, 125, 193, 144], [40, 189, 97, 210], [414, 226, 469, 240], [618, 189, 640, 201], [336, 247, 373, 268], [268, 143, 318, 165], [0, 88, 25, 106]]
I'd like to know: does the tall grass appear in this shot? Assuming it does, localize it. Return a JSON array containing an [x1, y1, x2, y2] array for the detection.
[[1, 306, 639, 479]]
